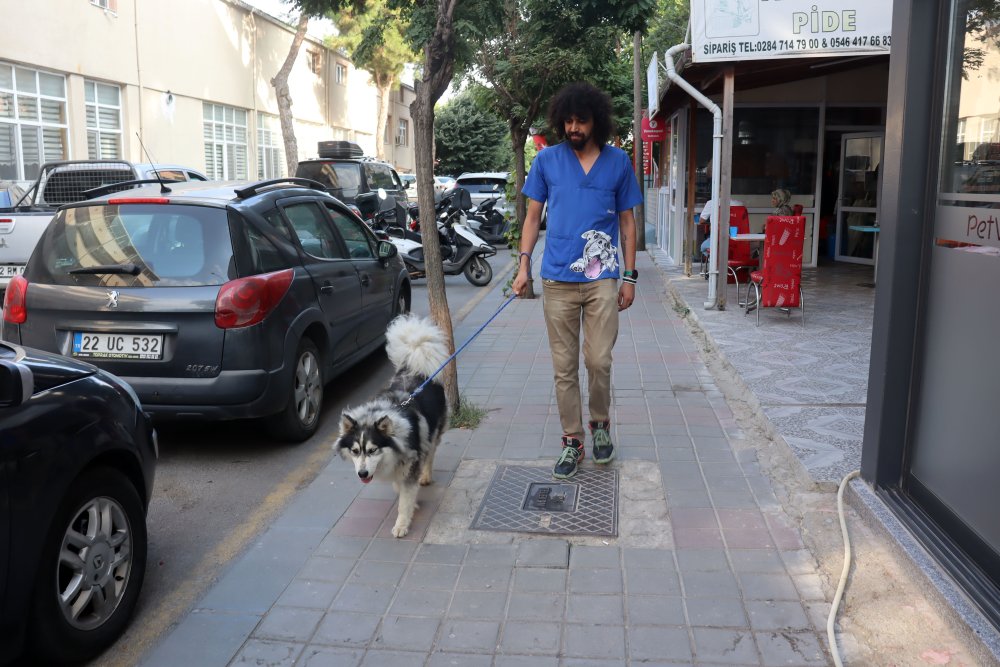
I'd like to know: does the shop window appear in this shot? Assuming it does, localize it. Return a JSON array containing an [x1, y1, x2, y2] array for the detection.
[[936, 8, 1000, 253]]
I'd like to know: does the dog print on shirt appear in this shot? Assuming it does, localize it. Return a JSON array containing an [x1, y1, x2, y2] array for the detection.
[[569, 230, 618, 279]]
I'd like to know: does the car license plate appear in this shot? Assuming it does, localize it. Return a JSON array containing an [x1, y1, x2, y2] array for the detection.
[[72, 332, 163, 360], [0, 265, 24, 277]]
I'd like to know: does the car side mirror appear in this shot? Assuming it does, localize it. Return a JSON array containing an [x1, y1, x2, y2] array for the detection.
[[0, 359, 33, 408], [377, 240, 398, 260]]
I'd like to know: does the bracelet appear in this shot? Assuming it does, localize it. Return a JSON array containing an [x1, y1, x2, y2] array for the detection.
[[519, 252, 532, 264], [622, 277, 637, 285]]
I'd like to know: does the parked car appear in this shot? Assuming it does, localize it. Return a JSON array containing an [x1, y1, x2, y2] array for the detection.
[[131, 163, 209, 182], [0, 340, 156, 664], [0, 160, 138, 291], [295, 141, 408, 218], [434, 175, 456, 196], [2, 177, 411, 442], [454, 172, 510, 213], [400, 172, 416, 196]]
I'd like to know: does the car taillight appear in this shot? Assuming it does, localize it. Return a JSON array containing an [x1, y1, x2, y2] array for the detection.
[[214, 269, 293, 329], [3, 275, 27, 324]]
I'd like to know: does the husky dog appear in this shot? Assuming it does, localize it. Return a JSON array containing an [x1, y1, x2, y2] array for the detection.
[[333, 315, 451, 537]]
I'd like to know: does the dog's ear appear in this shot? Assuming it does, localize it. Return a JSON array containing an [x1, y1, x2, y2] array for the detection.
[[340, 413, 358, 435], [375, 415, 394, 436]]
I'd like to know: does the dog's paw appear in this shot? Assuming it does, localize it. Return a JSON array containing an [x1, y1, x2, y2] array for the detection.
[[391, 523, 410, 538], [419, 474, 434, 486]]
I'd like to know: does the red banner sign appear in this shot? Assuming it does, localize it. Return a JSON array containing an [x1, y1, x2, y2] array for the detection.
[[641, 112, 667, 142]]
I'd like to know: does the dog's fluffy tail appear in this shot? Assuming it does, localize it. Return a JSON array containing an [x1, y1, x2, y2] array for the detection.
[[385, 315, 450, 381]]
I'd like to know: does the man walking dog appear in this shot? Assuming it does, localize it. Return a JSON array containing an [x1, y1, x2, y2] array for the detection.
[[513, 81, 643, 480]]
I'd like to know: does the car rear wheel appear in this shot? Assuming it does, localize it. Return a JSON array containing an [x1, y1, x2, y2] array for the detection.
[[29, 467, 147, 663], [266, 337, 323, 442], [464, 255, 493, 286]]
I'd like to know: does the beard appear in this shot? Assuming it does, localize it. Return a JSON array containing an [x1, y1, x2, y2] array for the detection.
[[567, 131, 590, 151]]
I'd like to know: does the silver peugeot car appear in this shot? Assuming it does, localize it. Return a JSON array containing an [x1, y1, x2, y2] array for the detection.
[[1, 178, 411, 442]]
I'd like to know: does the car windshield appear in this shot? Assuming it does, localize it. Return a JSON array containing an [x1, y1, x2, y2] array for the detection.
[[36, 204, 235, 287], [456, 178, 505, 194], [296, 162, 361, 201]]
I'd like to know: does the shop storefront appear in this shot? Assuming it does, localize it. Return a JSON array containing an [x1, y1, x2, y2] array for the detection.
[[864, 0, 1000, 629], [653, 59, 889, 270]]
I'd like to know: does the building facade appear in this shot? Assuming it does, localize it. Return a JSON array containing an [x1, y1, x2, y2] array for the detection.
[[0, 0, 416, 183]]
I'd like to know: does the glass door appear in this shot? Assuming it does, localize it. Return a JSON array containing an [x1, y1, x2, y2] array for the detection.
[[835, 132, 883, 265]]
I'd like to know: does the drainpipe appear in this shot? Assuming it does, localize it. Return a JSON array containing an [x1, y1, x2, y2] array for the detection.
[[663, 43, 723, 309]]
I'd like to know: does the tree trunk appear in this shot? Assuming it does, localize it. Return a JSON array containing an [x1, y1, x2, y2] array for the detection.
[[510, 123, 534, 299], [272, 14, 309, 176], [410, 0, 460, 408], [375, 75, 392, 160]]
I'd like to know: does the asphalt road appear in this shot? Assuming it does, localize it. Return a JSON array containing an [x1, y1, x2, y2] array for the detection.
[[86, 248, 514, 667]]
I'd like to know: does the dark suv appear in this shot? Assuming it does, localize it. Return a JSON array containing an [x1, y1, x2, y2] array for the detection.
[[2, 178, 411, 442], [295, 141, 408, 217]]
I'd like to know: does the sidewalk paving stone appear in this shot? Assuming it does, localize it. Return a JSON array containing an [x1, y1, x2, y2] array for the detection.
[[139, 250, 860, 667]]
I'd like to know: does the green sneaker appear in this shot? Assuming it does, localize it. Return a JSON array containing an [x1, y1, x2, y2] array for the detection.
[[553, 436, 585, 479], [589, 420, 615, 464]]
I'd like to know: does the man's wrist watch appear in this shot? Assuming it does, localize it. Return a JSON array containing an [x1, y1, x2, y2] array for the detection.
[[622, 269, 637, 285]]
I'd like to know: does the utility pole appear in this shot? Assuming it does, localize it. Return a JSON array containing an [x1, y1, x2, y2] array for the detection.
[[633, 29, 646, 250]]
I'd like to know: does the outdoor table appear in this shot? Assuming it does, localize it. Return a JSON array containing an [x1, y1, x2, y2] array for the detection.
[[848, 224, 880, 287], [729, 234, 765, 306]]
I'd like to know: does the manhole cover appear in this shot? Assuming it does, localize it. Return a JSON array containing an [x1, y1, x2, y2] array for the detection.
[[470, 465, 618, 536]]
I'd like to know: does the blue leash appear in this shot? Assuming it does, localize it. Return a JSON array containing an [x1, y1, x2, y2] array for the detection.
[[401, 294, 518, 406]]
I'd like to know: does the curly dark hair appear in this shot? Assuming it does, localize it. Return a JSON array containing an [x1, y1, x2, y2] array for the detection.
[[547, 82, 615, 148]]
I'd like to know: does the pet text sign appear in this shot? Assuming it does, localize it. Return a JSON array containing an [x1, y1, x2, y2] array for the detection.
[[691, 0, 893, 63]]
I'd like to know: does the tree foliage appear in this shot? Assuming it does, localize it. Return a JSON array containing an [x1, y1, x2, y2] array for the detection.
[[434, 89, 512, 176], [642, 0, 690, 69], [327, 0, 419, 159]]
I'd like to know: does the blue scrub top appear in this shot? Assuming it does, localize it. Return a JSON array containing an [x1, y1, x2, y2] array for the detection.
[[522, 142, 643, 282]]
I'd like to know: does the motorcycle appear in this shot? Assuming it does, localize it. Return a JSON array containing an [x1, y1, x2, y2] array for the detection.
[[465, 196, 511, 245], [361, 188, 496, 286]]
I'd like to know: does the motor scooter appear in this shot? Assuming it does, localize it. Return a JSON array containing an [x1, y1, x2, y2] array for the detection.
[[362, 188, 496, 286], [465, 196, 511, 245]]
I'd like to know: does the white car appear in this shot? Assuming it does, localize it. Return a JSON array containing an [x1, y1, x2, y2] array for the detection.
[[131, 163, 208, 182], [434, 175, 455, 194], [454, 172, 511, 215]]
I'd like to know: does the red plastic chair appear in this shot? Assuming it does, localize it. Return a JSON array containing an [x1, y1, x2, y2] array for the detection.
[[745, 215, 806, 325], [726, 206, 758, 302]]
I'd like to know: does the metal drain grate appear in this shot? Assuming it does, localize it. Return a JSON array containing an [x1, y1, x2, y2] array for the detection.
[[470, 465, 618, 536]]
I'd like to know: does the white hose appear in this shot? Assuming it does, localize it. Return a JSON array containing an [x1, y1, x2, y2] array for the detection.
[[828, 469, 861, 667]]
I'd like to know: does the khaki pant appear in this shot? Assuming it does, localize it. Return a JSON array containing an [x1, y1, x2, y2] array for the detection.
[[542, 278, 619, 439]]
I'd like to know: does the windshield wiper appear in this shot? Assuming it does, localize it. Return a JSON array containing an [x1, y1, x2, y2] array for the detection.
[[69, 263, 142, 276]]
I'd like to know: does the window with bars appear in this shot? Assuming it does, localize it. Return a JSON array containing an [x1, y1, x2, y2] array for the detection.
[[257, 112, 285, 179], [0, 62, 68, 181], [396, 118, 409, 146], [203, 102, 248, 180], [336, 63, 347, 85], [85, 80, 121, 160]]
